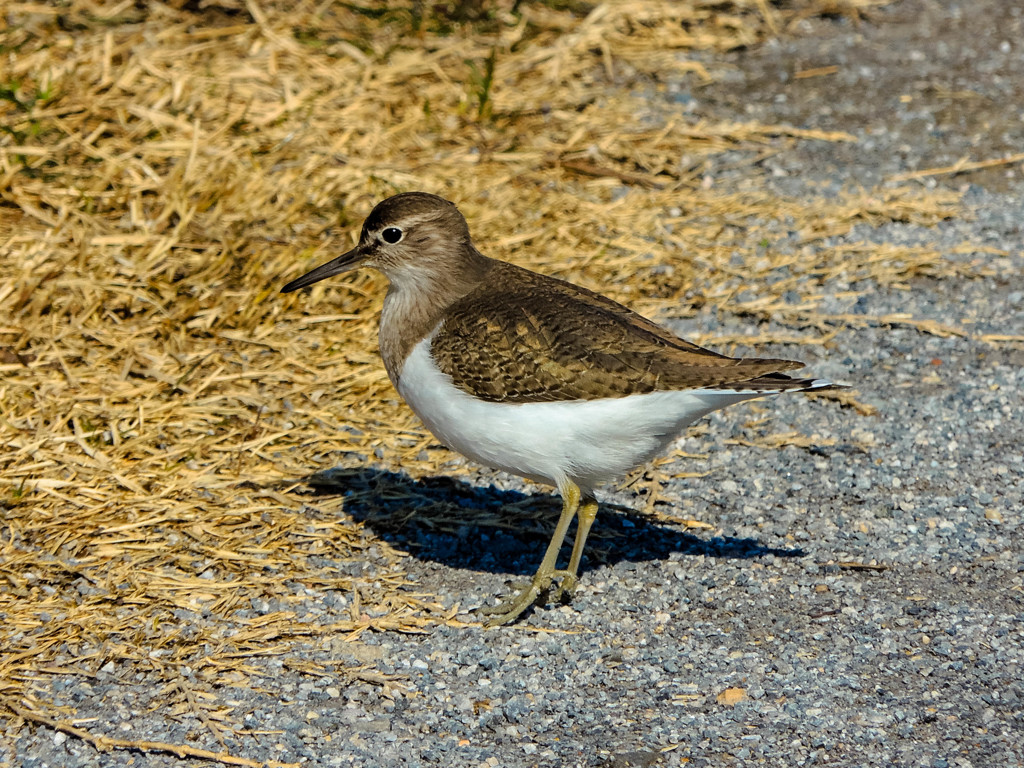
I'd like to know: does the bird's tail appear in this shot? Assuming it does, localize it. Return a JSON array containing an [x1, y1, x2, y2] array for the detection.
[[726, 372, 844, 394]]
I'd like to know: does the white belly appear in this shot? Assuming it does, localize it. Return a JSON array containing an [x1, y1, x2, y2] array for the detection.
[[396, 337, 764, 494]]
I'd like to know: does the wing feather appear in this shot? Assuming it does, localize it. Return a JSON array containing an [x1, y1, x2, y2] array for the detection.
[[429, 263, 810, 404]]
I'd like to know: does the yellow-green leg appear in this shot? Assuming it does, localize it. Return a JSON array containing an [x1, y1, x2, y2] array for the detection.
[[480, 480, 584, 627], [553, 495, 598, 601]]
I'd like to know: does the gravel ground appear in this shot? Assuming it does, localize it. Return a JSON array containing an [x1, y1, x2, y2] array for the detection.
[[9, 1, 1023, 767]]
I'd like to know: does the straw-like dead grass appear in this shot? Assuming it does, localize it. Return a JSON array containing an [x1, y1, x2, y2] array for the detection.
[[0, 0, 983, 757]]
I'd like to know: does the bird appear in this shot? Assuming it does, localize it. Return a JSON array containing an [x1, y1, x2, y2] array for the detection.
[[281, 191, 838, 627]]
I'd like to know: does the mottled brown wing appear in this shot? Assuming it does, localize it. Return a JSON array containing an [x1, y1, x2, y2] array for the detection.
[[429, 262, 807, 403]]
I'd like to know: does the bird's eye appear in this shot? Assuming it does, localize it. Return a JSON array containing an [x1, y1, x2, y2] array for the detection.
[[381, 227, 403, 244]]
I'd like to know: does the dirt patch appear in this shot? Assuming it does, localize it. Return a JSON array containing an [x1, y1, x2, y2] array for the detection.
[[693, 0, 1024, 191]]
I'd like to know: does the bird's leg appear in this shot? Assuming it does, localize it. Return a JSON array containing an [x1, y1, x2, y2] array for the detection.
[[480, 480, 581, 627], [552, 495, 598, 602]]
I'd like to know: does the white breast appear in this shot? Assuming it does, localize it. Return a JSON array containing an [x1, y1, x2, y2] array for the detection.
[[395, 335, 768, 494]]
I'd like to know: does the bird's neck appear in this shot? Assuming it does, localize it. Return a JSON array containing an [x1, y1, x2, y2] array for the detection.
[[378, 246, 494, 385]]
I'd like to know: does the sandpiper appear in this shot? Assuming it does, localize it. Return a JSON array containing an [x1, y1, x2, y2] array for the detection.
[[282, 192, 837, 627]]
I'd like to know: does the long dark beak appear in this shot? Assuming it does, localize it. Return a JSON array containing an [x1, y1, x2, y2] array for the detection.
[[281, 244, 368, 293]]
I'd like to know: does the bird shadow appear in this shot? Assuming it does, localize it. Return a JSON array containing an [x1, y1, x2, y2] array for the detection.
[[292, 466, 805, 577]]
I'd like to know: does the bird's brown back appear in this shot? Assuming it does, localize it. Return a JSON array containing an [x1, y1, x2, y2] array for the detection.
[[429, 261, 808, 403]]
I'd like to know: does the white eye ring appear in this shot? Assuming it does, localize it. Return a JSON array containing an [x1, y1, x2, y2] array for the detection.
[[381, 227, 403, 244]]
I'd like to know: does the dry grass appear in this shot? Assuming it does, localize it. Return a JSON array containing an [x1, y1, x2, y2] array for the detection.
[[0, 0, 980, 758]]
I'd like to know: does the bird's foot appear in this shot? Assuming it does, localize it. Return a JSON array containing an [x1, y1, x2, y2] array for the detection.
[[551, 572, 579, 603], [478, 569, 578, 628]]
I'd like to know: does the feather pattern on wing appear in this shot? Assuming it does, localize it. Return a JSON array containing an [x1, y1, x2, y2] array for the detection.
[[429, 262, 815, 403]]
